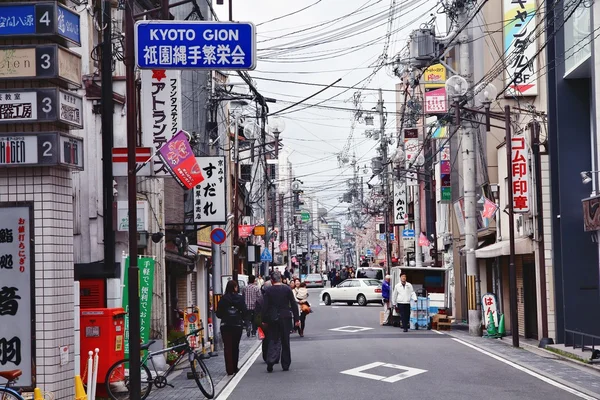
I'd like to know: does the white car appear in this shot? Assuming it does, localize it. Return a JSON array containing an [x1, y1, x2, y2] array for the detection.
[[320, 278, 383, 306]]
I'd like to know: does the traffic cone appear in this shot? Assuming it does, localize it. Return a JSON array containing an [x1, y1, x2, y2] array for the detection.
[[486, 313, 498, 337], [33, 388, 44, 400], [75, 375, 87, 400], [498, 314, 506, 337]]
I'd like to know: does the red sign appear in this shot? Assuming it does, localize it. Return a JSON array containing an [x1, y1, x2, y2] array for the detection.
[[511, 136, 530, 213], [424, 87, 448, 114], [238, 225, 254, 238], [157, 130, 204, 189], [112, 147, 153, 176]]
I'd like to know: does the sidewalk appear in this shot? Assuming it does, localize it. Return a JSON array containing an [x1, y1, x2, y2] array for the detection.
[[446, 329, 600, 399], [146, 334, 260, 400]]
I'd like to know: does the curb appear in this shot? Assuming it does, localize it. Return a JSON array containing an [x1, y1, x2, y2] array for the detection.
[[212, 340, 261, 398], [445, 331, 600, 400]]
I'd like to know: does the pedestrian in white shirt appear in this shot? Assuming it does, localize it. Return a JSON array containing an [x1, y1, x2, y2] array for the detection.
[[392, 273, 415, 332]]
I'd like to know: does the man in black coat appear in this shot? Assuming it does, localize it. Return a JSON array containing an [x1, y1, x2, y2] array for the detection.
[[261, 271, 300, 372]]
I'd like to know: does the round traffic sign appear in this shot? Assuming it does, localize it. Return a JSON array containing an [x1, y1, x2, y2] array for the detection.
[[210, 228, 227, 245]]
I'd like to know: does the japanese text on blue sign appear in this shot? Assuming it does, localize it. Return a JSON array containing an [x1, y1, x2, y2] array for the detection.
[[135, 21, 256, 70]]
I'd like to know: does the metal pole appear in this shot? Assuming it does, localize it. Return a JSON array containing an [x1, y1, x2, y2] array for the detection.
[[414, 182, 422, 268], [531, 121, 549, 340], [505, 105, 519, 347], [101, 0, 115, 277], [430, 170, 439, 267], [125, 0, 141, 397], [458, 6, 482, 336], [379, 89, 393, 273], [228, 0, 233, 21], [233, 117, 240, 281]]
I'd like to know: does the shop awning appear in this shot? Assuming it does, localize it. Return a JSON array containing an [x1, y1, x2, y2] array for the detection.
[[188, 245, 212, 257], [475, 238, 533, 259]]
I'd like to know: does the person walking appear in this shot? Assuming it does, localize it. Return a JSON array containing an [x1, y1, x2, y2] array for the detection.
[[257, 275, 264, 287], [382, 275, 391, 326], [216, 280, 247, 375], [262, 271, 300, 372], [392, 273, 415, 332], [293, 279, 310, 337], [244, 275, 261, 337]]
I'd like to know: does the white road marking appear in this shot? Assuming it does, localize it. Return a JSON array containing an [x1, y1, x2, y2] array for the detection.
[[329, 326, 374, 333], [452, 338, 597, 400], [340, 361, 427, 383], [332, 306, 340, 309], [319, 302, 325, 306], [432, 329, 445, 335], [215, 345, 262, 400]]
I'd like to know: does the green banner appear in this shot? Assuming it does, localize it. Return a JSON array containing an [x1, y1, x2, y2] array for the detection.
[[123, 256, 155, 358]]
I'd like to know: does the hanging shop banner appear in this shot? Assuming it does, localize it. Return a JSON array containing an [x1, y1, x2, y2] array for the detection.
[[482, 293, 499, 327], [0, 45, 82, 87], [0, 205, 34, 387], [0, 132, 83, 169], [193, 156, 227, 224], [393, 180, 408, 225], [157, 130, 204, 189], [511, 135, 530, 213], [140, 69, 182, 176], [0, 88, 83, 128], [238, 225, 254, 238], [424, 87, 448, 114], [0, 2, 81, 46], [423, 63, 446, 87], [503, 0, 538, 96], [122, 257, 155, 358]]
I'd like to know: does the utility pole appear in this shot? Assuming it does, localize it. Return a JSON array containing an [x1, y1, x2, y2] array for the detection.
[[457, 5, 482, 336], [101, 0, 115, 277], [414, 179, 422, 268], [378, 89, 393, 273]]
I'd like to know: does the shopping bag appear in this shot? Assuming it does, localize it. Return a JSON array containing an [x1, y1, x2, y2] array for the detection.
[[257, 326, 265, 340]]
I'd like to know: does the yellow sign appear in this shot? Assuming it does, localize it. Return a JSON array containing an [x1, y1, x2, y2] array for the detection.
[[253, 225, 266, 236], [423, 63, 446, 87], [197, 226, 211, 247]]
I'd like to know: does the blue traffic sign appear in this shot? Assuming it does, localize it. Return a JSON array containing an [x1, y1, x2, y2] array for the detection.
[[0, 3, 81, 46], [402, 229, 415, 238], [260, 248, 272, 262], [310, 244, 323, 251], [135, 21, 256, 70], [210, 228, 227, 245], [366, 249, 374, 256]]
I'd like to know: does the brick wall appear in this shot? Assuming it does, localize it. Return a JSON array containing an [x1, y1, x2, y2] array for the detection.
[[0, 167, 74, 399]]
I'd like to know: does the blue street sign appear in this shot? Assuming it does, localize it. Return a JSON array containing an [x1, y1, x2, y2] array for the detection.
[[0, 3, 81, 46], [402, 229, 415, 238], [379, 233, 395, 241], [390, 233, 395, 241], [366, 249, 374, 257], [135, 21, 256, 70], [260, 248, 272, 262], [310, 244, 323, 251]]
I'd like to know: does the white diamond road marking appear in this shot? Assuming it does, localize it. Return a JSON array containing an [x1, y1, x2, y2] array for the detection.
[[340, 361, 427, 383], [329, 325, 374, 333]]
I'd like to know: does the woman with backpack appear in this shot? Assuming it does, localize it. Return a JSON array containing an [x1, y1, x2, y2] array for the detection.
[[216, 280, 248, 375]]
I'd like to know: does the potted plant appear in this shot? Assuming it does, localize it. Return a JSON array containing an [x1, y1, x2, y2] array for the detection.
[[166, 350, 178, 366]]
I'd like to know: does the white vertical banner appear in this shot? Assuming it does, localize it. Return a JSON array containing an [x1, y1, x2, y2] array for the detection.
[[141, 69, 182, 175], [510, 135, 531, 213], [393, 180, 408, 225], [503, 0, 538, 96], [0, 206, 33, 386], [193, 156, 227, 224]]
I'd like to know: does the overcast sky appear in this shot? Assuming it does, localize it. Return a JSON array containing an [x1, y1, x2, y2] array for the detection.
[[216, 0, 442, 220]]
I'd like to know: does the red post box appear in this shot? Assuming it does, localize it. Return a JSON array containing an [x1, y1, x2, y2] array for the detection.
[[80, 308, 126, 385]]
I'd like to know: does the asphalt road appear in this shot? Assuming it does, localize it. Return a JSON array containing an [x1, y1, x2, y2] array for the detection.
[[216, 288, 587, 400]]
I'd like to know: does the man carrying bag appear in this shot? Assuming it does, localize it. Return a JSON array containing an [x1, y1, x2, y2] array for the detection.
[[261, 271, 300, 372]]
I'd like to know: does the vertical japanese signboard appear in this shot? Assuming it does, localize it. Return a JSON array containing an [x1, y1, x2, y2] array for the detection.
[[440, 146, 451, 203], [393, 181, 407, 225], [404, 128, 419, 186], [482, 293, 499, 327], [141, 69, 182, 176], [503, 0, 538, 96], [511, 135, 530, 213], [122, 257, 154, 358], [0, 206, 33, 387], [193, 156, 227, 224]]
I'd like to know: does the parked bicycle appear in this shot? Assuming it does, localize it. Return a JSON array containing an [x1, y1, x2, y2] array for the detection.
[[0, 369, 26, 400], [105, 330, 214, 400]]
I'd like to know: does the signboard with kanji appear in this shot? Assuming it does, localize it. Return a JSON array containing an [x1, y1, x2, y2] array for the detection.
[[0, 205, 34, 387], [423, 63, 446, 87], [503, 0, 538, 96], [511, 135, 530, 213], [193, 156, 226, 224], [424, 87, 448, 114], [393, 180, 407, 225]]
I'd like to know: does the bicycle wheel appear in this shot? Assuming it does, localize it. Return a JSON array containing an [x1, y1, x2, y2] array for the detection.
[[105, 359, 153, 400], [0, 387, 24, 400], [190, 352, 214, 399]]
